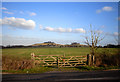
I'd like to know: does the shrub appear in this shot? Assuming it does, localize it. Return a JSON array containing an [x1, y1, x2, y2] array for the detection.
[[95, 49, 120, 67], [2, 55, 34, 70]]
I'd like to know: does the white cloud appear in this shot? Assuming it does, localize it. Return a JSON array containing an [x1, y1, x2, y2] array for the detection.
[[20, 11, 36, 16], [102, 6, 112, 11], [0, 19, 2, 25], [66, 28, 72, 32], [73, 28, 86, 33], [4, 11, 13, 14], [113, 32, 119, 36], [106, 32, 119, 36], [96, 6, 113, 13], [56, 27, 66, 32], [1, 17, 36, 29], [2, 35, 43, 46], [1, 7, 8, 10], [45, 27, 54, 31], [96, 30, 103, 34], [29, 12, 36, 16], [44, 27, 85, 33], [39, 25, 43, 29]]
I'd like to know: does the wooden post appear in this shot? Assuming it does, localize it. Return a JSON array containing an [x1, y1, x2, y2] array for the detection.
[[92, 55, 95, 65], [63, 53, 65, 67], [31, 53, 35, 66], [57, 56, 59, 68], [31, 53, 35, 59], [87, 54, 91, 66], [64, 53, 65, 57]]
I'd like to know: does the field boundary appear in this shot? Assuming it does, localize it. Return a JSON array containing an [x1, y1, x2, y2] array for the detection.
[[31, 53, 95, 67]]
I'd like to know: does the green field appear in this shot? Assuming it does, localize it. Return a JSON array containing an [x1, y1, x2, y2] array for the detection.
[[2, 47, 118, 59], [2, 47, 119, 73]]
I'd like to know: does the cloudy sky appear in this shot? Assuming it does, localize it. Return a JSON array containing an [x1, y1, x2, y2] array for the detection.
[[0, 2, 119, 46]]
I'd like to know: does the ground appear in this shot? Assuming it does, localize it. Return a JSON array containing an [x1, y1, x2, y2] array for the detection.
[[2, 47, 119, 74]]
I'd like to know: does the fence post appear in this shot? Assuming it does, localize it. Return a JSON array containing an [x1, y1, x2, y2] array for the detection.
[[31, 53, 35, 66], [31, 53, 35, 59], [57, 56, 59, 68], [92, 55, 95, 65], [64, 53, 65, 57], [87, 54, 91, 66]]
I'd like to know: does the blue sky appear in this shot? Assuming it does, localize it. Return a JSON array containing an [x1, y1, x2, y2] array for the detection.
[[1, 2, 119, 46], [2, 0, 120, 2]]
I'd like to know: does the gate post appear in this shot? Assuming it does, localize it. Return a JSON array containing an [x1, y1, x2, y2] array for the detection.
[[57, 56, 59, 68], [31, 53, 35, 66], [87, 54, 91, 66], [92, 55, 95, 66], [31, 53, 35, 60], [64, 53, 65, 57]]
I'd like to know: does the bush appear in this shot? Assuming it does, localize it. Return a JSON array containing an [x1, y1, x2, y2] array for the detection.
[[2, 56, 34, 70], [95, 49, 120, 67]]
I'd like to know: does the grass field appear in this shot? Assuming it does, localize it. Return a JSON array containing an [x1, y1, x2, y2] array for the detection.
[[2, 47, 119, 73], [2, 47, 119, 59]]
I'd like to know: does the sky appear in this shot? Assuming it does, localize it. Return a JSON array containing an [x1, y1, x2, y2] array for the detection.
[[1, 0, 120, 2], [0, 2, 119, 46]]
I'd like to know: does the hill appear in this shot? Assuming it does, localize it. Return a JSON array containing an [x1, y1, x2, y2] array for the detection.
[[31, 41, 88, 47]]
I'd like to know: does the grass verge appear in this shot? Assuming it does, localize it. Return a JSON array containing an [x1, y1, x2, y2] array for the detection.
[[2, 66, 120, 74]]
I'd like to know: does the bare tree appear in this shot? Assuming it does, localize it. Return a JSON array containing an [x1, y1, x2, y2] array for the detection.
[[84, 25, 104, 56]]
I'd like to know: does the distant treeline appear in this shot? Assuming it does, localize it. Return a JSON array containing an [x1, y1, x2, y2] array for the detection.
[[1, 44, 120, 49], [103, 44, 120, 48], [1, 45, 88, 48]]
